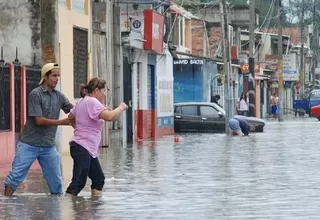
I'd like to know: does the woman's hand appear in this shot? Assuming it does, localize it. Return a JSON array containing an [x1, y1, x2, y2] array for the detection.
[[119, 102, 128, 111]]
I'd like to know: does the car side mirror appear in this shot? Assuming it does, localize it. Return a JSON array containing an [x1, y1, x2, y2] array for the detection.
[[218, 112, 224, 118]]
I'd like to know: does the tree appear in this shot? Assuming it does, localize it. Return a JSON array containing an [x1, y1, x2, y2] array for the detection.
[[283, 0, 320, 26]]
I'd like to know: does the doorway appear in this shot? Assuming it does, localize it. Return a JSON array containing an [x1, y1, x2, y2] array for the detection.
[[123, 56, 133, 143], [147, 64, 156, 138]]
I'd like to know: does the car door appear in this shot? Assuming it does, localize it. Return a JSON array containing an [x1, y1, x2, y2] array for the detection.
[[199, 105, 224, 132], [174, 106, 182, 131], [176, 105, 201, 132]]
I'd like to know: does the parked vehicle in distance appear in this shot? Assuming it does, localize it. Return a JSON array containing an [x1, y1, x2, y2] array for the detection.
[[293, 89, 320, 116], [174, 102, 266, 133], [310, 105, 320, 121]]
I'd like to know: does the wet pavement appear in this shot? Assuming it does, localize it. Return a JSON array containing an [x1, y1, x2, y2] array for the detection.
[[1, 117, 320, 219]]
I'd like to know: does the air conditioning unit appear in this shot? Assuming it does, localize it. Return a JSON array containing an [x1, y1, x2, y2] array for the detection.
[[175, 45, 192, 53]]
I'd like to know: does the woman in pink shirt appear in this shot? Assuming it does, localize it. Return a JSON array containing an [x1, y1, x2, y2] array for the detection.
[[65, 77, 127, 196]]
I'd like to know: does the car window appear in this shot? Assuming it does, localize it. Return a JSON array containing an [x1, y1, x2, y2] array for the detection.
[[310, 91, 320, 100], [212, 103, 226, 115], [200, 106, 219, 118], [175, 106, 182, 114], [181, 105, 198, 116]]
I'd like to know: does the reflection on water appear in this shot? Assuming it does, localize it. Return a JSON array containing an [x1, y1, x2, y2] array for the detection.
[[1, 118, 320, 219], [0, 194, 107, 220]]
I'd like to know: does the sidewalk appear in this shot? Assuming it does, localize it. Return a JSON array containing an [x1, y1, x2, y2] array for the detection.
[[262, 113, 310, 121]]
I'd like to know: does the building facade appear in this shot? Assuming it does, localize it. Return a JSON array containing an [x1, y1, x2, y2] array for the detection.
[[58, 0, 91, 155], [121, 3, 174, 141], [0, 0, 91, 163]]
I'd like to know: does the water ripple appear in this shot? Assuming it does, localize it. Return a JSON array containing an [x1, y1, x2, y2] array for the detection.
[[0, 118, 320, 219]]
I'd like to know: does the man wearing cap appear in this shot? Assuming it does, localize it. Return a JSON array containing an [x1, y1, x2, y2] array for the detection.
[[4, 63, 74, 197]]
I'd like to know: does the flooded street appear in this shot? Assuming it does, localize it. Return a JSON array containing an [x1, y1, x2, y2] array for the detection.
[[1, 118, 320, 219]]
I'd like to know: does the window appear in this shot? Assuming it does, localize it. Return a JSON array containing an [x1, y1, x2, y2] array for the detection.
[[181, 105, 198, 116], [73, 0, 85, 13], [310, 91, 320, 100], [0, 64, 10, 131], [73, 27, 88, 98], [180, 18, 184, 46], [175, 106, 182, 113], [212, 103, 226, 115], [200, 106, 219, 118]]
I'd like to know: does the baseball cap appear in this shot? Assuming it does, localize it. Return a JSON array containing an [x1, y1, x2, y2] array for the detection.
[[39, 63, 60, 84]]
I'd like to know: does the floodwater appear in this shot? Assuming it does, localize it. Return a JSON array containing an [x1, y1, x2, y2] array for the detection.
[[1, 117, 320, 219]]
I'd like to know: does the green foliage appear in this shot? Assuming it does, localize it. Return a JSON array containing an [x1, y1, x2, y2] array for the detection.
[[283, 0, 320, 26]]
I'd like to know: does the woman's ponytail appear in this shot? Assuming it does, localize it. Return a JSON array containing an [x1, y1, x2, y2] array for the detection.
[[79, 84, 87, 98]]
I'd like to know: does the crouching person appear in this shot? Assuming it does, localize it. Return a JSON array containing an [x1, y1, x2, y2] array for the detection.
[[229, 118, 253, 136]]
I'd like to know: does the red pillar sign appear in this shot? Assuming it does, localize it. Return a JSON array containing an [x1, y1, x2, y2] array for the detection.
[[143, 9, 165, 53]]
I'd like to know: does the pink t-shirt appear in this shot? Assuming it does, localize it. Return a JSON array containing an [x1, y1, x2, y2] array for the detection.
[[70, 96, 106, 158]]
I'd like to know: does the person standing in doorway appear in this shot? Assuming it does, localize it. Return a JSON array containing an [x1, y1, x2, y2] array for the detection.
[[237, 92, 249, 116], [210, 94, 222, 107], [65, 77, 128, 197], [270, 93, 278, 119], [4, 63, 74, 197]]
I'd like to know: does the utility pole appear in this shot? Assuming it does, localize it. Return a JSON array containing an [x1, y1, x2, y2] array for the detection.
[[300, 0, 305, 97], [220, 0, 231, 133], [41, 0, 59, 64], [40, 0, 61, 188], [92, 1, 109, 146], [316, 1, 319, 86], [312, 0, 317, 89], [248, 0, 256, 117], [277, 0, 284, 121], [40, 0, 61, 153], [103, 0, 114, 147]]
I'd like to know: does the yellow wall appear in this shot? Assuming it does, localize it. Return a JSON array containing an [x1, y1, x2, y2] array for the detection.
[[58, 1, 91, 155], [184, 19, 192, 50]]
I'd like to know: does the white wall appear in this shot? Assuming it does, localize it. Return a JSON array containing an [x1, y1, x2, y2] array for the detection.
[[156, 48, 174, 118], [0, 0, 40, 64], [285, 88, 292, 114], [131, 47, 174, 133], [259, 34, 272, 62], [132, 50, 148, 110], [263, 81, 268, 118]]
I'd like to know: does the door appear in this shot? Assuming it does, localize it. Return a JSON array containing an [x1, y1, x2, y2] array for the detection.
[[174, 106, 182, 131], [147, 65, 156, 138], [123, 57, 133, 143], [176, 105, 201, 132], [199, 105, 224, 132]]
